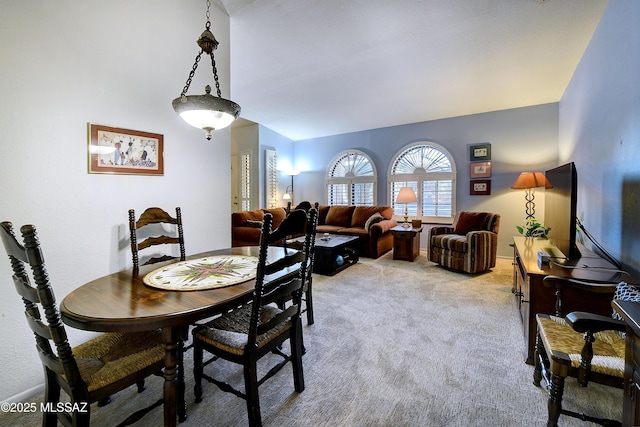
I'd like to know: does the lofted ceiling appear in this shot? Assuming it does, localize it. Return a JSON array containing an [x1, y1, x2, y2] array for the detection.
[[213, 0, 609, 141]]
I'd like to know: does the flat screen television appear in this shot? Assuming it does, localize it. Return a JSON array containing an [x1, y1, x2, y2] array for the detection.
[[544, 162, 580, 260]]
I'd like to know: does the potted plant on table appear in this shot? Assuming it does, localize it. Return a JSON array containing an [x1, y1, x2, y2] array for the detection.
[[516, 217, 550, 238]]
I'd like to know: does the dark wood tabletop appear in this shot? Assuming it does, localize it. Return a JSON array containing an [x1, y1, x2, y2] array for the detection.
[[59, 246, 293, 427]]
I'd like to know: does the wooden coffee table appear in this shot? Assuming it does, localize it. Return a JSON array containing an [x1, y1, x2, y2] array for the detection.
[[288, 234, 359, 275]]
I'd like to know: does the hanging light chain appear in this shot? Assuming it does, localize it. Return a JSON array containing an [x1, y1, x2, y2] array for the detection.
[[209, 53, 222, 97], [179, 0, 223, 99], [180, 51, 203, 98]]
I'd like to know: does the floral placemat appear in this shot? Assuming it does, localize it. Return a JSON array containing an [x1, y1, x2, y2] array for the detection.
[[143, 255, 259, 291]]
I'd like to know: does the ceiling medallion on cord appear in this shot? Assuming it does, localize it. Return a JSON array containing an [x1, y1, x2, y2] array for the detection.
[[172, 0, 241, 140]]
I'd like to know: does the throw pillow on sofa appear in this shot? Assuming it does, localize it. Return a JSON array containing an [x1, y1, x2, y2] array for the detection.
[[325, 206, 355, 227], [364, 212, 384, 231], [351, 206, 387, 228]]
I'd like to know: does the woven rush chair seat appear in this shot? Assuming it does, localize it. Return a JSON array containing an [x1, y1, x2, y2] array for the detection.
[[194, 304, 291, 356], [72, 330, 165, 392], [536, 314, 625, 378]]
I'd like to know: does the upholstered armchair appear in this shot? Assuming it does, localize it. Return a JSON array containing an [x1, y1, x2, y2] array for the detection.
[[428, 211, 500, 273]]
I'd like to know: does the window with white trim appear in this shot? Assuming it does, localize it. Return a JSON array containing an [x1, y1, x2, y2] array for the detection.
[[326, 150, 376, 206], [388, 142, 456, 223]]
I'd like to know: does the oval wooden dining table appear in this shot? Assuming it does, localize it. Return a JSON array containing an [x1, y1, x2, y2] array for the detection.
[[60, 246, 294, 427]]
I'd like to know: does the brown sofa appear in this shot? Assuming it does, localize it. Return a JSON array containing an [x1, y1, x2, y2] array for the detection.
[[232, 205, 397, 258], [315, 205, 397, 258], [231, 207, 287, 247]]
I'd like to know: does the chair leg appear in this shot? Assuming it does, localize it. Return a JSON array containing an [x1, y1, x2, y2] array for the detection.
[[43, 372, 60, 427], [244, 360, 261, 427], [547, 372, 565, 427], [73, 406, 91, 427], [136, 379, 146, 393], [305, 279, 314, 325], [533, 333, 543, 387], [193, 343, 204, 404], [291, 320, 305, 393]]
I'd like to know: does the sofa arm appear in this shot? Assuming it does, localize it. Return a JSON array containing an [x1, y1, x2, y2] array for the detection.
[[370, 219, 398, 237], [232, 227, 262, 245]]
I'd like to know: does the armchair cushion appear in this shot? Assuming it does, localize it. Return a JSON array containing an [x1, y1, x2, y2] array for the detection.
[[453, 211, 489, 234]]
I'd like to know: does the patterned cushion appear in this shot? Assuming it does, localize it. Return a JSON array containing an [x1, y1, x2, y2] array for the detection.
[[612, 282, 640, 321]]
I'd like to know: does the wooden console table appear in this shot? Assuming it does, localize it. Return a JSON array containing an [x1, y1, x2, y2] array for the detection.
[[391, 225, 422, 261], [512, 236, 628, 364]]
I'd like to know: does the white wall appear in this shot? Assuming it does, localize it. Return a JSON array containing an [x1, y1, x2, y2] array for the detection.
[[559, 0, 640, 276], [0, 0, 233, 401]]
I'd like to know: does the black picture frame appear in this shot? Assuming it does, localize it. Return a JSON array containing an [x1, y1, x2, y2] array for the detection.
[[470, 143, 491, 161]]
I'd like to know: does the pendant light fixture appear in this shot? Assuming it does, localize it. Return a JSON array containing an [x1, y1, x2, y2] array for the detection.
[[172, 0, 241, 140]]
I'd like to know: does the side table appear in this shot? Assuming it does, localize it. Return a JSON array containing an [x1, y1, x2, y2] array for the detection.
[[391, 225, 422, 261]]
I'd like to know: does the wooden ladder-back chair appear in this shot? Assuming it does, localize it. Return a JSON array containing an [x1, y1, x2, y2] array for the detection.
[[0, 221, 166, 427], [128, 207, 185, 271], [192, 208, 317, 427], [533, 275, 627, 427], [298, 203, 318, 325]]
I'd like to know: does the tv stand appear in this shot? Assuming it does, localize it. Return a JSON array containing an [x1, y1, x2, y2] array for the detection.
[[512, 236, 628, 364]]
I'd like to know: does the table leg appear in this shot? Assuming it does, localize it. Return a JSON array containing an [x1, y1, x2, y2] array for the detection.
[[162, 327, 185, 427]]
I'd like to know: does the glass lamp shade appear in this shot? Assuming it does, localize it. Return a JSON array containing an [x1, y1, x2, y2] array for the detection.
[[172, 89, 241, 139]]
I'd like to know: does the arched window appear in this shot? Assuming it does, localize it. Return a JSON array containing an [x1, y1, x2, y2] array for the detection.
[[326, 150, 377, 206], [388, 142, 456, 223]]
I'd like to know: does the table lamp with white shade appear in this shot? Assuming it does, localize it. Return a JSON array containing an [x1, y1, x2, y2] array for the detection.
[[395, 187, 418, 228]]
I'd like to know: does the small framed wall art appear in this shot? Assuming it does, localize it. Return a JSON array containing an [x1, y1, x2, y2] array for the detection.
[[470, 161, 491, 178], [469, 143, 491, 161], [470, 179, 491, 196], [88, 123, 164, 175]]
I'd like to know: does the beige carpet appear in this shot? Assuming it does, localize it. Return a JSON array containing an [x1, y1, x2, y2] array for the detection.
[[0, 253, 623, 426]]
